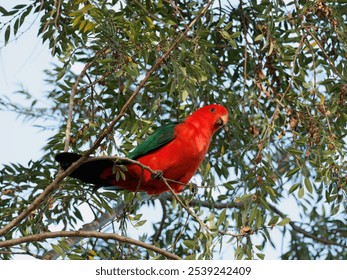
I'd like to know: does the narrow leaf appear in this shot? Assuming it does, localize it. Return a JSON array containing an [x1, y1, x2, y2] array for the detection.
[[256, 253, 265, 260], [286, 167, 301, 178], [0, 6, 8, 15], [288, 183, 301, 194], [217, 208, 227, 226], [304, 177, 313, 193], [267, 216, 279, 226], [4, 25, 11, 45], [183, 240, 195, 249], [134, 220, 146, 227], [254, 34, 264, 41], [51, 244, 64, 256], [278, 217, 291, 226], [216, 14, 226, 28]]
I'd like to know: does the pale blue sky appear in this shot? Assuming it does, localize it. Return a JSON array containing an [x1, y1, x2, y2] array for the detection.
[[1, 1, 54, 165]]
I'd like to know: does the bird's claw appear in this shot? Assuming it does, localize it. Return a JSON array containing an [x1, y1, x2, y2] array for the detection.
[[151, 170, 163, 180]]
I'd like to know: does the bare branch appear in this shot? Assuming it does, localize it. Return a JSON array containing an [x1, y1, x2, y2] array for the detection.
[[0, 230, 181, 260], [43, 200, 131, 260]]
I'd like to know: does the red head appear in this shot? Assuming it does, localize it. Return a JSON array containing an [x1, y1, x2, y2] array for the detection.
[[185, 104, 228, 134]]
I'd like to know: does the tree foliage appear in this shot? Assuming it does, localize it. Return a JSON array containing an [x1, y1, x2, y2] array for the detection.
[[0, 0, 346, 260]]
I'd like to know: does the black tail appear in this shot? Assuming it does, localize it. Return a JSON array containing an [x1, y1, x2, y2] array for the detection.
[[55, 152, 115, 186]]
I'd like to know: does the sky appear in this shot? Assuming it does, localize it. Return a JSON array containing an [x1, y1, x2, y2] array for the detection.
[[0, 0, 299, 260], [0, 1, 54, 166]]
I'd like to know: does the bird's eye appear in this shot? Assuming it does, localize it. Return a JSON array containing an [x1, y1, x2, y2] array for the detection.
[[210, 107, 216, 112]]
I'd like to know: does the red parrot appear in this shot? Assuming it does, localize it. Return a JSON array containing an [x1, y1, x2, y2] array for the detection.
[[56, 104, 228, 195]]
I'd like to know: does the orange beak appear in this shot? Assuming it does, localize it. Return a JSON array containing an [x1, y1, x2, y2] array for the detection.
[[220, 114, 228, 126]]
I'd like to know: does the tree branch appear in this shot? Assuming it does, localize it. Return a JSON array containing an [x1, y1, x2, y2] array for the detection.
[[43, 200, 130, 260], [0, 230, 181, 260], [188, 197, 347, 248], [85, 156, 213, 232], [267, 203, 345, 247], [43, 181, 240, 259]]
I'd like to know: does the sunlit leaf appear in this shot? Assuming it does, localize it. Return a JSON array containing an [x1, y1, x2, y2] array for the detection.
[[277, 218, 291, 226]]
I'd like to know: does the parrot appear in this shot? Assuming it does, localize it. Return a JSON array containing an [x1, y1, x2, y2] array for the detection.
[[55, 104, 228, 195]]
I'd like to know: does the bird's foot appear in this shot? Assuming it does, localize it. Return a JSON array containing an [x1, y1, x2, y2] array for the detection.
[[151, 170, 163, 180]]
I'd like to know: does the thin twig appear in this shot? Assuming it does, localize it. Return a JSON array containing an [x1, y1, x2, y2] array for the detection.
[[75, 71, 111, 94], [302, 24, 343, 80], [64, 54, 101, 152], [152, 196, 167, 243]]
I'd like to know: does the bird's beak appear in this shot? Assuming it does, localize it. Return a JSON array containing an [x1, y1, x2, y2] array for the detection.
[[216, 114, 228, 127]]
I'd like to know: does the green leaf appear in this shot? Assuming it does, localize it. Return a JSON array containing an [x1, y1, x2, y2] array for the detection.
[[68, 254, 84, 260], [256, 209, 264, 229], [78, 19, 87, 31], [217, 208, 227, 226], [51, 244, 64, 256], [254, 34, 264, 41], [183, 240, 196, 249], [134, 220, 146, 227], [0, 6, 8, 15], [298, 187, 305, 199], [277, 217, 291, 226], [180, 89, 189, 101], [59, 240, 71, 251], [288, 183, 301, 194], [13, 4, 26, 10], [287, 148, 304, 155], [216, 14, 226, 28], [219, 30, 231, 40], [303, 82, 311, 89], [235, 245, 243, 260], [304, 177, 313, 193], [229, 38, 237, 48], [129, 213, 142, 221], [249, 206, 259, 224], [4, 25, 10, 45], [72, 14, 82, 27], [258, 196, 271, 211], [224, 21, 233, 30], [267, 41, 274, 56], [263, 185, 276, 198], [267, 216, 279, 226], [185, 254, 197, 260], [230, 31, 241, 39], [84, 21, 95, 32], [14, 18, 20, 35], [286, 167, 301, 178]]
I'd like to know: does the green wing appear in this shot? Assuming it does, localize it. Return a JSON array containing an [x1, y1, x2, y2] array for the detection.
[[128, 122, 179, 160]]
